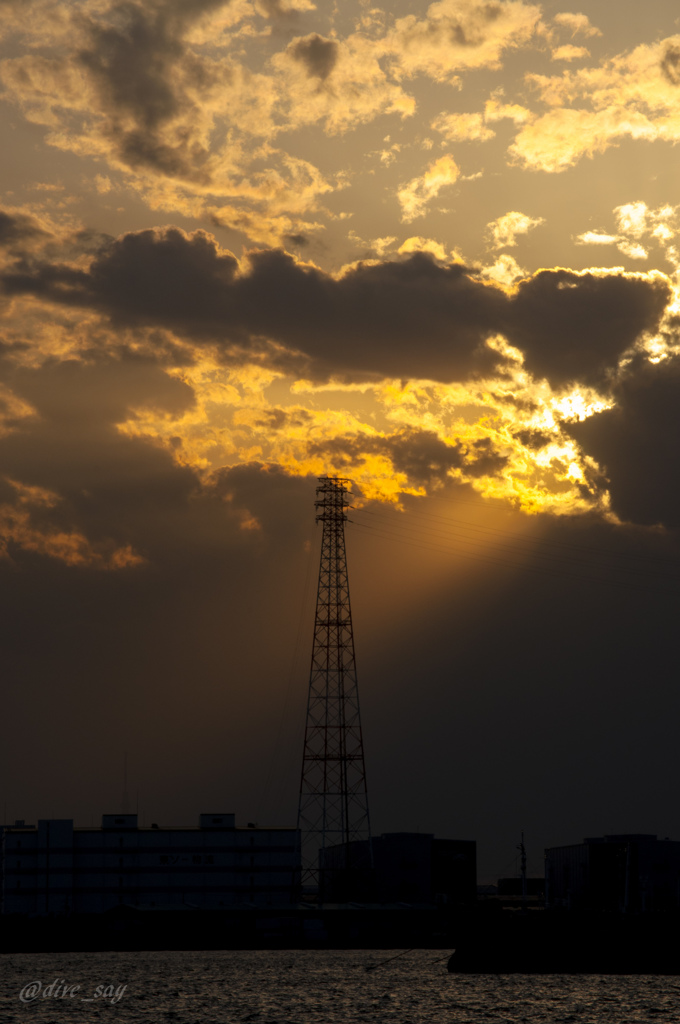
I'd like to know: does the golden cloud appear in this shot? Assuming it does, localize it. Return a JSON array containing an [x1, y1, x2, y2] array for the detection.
[[510, 36, 680, 172], [272, 32, 415, 135], [551, 44, 589, 61], [553, 12, 602, 38], [487, 210, 544, 248], [387, 0, 541, 82], [431, 111, 496, 142], [397, 154, 460, 222]]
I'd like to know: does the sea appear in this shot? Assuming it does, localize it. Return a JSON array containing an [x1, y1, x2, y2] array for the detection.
[[3, 949, 680, 1023]]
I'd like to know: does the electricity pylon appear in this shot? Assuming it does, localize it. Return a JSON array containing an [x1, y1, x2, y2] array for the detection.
[[297, 476, 371, 898]]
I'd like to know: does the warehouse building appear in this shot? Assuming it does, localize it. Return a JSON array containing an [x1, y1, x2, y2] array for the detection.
[[545, 834, 680, 912], [320, 832, 476, 905], [1, 813, 300, 915]]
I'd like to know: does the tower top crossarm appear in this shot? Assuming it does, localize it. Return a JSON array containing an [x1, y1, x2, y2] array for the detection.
[[315, 476, 351, 523]]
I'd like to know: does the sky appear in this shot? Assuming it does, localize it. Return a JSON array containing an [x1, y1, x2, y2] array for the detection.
[[3, 0, 680, 883]]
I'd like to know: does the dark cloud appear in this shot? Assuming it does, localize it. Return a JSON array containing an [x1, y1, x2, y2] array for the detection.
[[289, 34, 338, 81], [0, 225, 672, 387], [79, 10, 179, 130], [307, 429, 508, 488], [233, 249, 505, 381], [75, 0, 227, 180], [253, 407, 312, 430], [284, 233, 309, 247], [0, 353, 196, 558], [89, 228, 240, 325], [504, 270, 671, 387], [513, 428, 552, 450], [256, 0, 309, 21], [0, 229, 505, 381], [11, 350, 195, 429], [0, 211, 49, 249], [0, 340, 302, 568], [661, 42, 680, 85], [567, 354, 680, 528], [386, 431, 508, 483]]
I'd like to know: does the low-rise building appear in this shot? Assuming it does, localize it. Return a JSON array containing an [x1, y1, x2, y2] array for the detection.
[[1, 813, 300, 914], [320, 832, 476, 906], [545, 834, 680, 912]]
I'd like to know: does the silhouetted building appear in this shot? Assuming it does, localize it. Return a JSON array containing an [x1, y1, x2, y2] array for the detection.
[[320, 832, 476, 905], [1, 814, 300, 915], [545, 834, 680, 912]]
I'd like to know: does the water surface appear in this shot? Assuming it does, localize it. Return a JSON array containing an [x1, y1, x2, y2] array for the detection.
[[3, 949, 680, 1022]]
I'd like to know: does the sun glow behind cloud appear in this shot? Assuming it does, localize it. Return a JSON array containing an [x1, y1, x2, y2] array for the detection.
[[1, 0, 680, 556], [114, 341, 613, 517]]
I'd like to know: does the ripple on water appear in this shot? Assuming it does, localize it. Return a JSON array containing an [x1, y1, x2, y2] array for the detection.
[[3, 950, 680, 1023]]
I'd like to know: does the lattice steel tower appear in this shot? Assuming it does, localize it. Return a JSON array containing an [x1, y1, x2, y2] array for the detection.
[[297, 476, 371, 896]]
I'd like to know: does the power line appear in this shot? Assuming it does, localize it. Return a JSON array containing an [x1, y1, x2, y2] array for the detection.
[[350, 506, 680, 582], [349, 518, 680, 596]]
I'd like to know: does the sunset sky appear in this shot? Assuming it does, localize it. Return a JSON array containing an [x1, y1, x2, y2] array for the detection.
[[3, 0, 680, 881]]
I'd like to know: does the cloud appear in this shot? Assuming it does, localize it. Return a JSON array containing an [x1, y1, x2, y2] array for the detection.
[[576, 231, 618, 246], [289, 33, 338, 81], [387, 0, 542, 83], [615, 201, 648, 238], [0, 0, 546, 251], [307, 427, 508, 489], [0, 347, 206, 569], [576, 201, 679, 264], [1, 1, 241, 180], [273, 31, 415, 135], [431, 111, 496, 142], [552, 12, 601, 38], [484, 93, 532, 124], [510, 35, 680, 172], [0, 348, 200, 569], [487, 210, 544, 248], [1, 225, 507, 383], [0, 210, 50, 251], [0, 494, 145, 569], [551, 44, 589, 62], [504, 268, 670, 387], [1, 223, 672, 390], [397, 236, 449, 261], [616, 240, 648, 260], [397, 155, 460, 222], [567, 355, 680, 527], [479, 252, 526, 286], [0, 1, 342, 245]]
